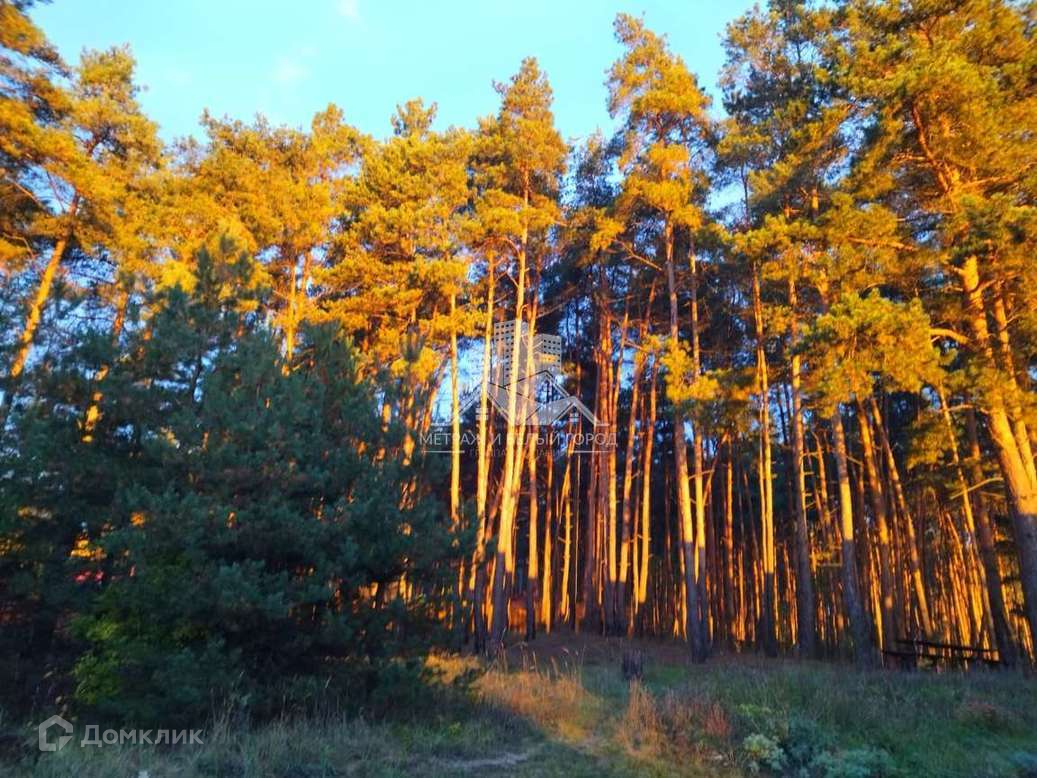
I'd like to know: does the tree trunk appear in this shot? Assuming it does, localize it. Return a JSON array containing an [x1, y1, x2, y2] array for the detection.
[[831, 410, 878, 666], [664, 225, 701, 660], [450, 292, 461, 526], [603, 294, 620, 634], [857, 399, 897, 654], [751, 265, 778, 658], [526, 426, 539, 640], [965, 406, 1019, 665], [558, 430, 575, 624], [6, 233, 70, 409], [723, 448, 736, 649], [961, 255, 1037, 652], [788, 276, 817, 658], [690, 247, 709, 658], [869, 396, 933, 638], [81, 286, 129, 443], [471, 259, 496, 654], [489, 196, 530, 648], [618, 329, 644, 634], [637, 359, 657, 633]]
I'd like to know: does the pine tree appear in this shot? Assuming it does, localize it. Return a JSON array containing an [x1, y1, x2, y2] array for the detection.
[[67, 244, 462, 725], [607, 13, 714, 660], [1, 31, 160, 416], [185, 107, 360, 365], [471, 58, 565, 650], [837, 0, 1037, 653]]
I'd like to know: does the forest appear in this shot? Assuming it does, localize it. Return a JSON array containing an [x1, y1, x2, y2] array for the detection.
[[2, 0, 1037, 775]]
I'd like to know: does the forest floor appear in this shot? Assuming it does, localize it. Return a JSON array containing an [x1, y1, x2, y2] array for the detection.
[[9, 631, 1037, 777]]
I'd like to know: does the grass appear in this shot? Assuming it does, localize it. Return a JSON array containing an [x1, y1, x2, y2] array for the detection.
[[5, 632, 1037, 777]]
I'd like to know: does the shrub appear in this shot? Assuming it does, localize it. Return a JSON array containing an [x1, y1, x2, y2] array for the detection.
[[50, 254, 467, 726], [742, 733, 788, 775], [810, 747, 896, 778], [785, 714, 833, 770], [735, 703, 789, 742]]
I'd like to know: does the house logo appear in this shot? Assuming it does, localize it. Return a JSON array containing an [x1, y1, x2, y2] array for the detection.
[[460, 320, 601, 427], [38, 714, 73, 752]]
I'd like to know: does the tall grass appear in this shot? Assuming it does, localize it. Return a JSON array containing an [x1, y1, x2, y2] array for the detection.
[[6, 645, 1037, 777]]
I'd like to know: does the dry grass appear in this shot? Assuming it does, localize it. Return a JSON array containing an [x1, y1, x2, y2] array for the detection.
[[616, 681, 737, 774], [475, 651, 601, 742], [7, 633, 1037, 777]]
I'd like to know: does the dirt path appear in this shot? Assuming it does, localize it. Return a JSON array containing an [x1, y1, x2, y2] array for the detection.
[[435, 744, 542, 771]]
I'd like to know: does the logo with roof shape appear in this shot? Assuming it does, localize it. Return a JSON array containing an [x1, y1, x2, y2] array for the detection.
[[38, 714, 73, 752], [460, 320, 601, 427]]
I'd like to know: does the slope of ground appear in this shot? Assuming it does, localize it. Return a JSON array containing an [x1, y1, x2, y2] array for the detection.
[[8, 632, 1037, 777]]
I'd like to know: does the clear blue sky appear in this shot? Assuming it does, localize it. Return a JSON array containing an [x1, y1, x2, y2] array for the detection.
[[33, 1, 756, 143]]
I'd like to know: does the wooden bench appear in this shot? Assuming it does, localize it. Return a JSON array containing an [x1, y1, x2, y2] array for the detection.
[[883, 638, 1001, 670]]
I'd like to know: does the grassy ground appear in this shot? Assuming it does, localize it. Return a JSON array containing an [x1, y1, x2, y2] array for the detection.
[[6, 632, 1037, 777]]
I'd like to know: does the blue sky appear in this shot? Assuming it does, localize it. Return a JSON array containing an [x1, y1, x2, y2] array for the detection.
[[33, 1, 757, 143]]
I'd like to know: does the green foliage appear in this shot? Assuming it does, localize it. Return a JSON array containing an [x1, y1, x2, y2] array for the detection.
[[799, 292, 941, 412], [607, 13, 712, 235], [809, 747, 896, 778], [321, 98, 471, 376], [786, 714, 834, 769], [663, 339, 756, 430], [1, 242, 464, 725], [3, 0, 1037, 758], [742, 733, 788, 775]]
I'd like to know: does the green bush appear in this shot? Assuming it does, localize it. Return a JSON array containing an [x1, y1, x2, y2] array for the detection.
[[2, 248, 466, 726], [785, 714, 833, 769], [74, 321, 461, 723], [735, 703, 789, 741], [742, 733, 788, 775], [810, 747, 896, 778]]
